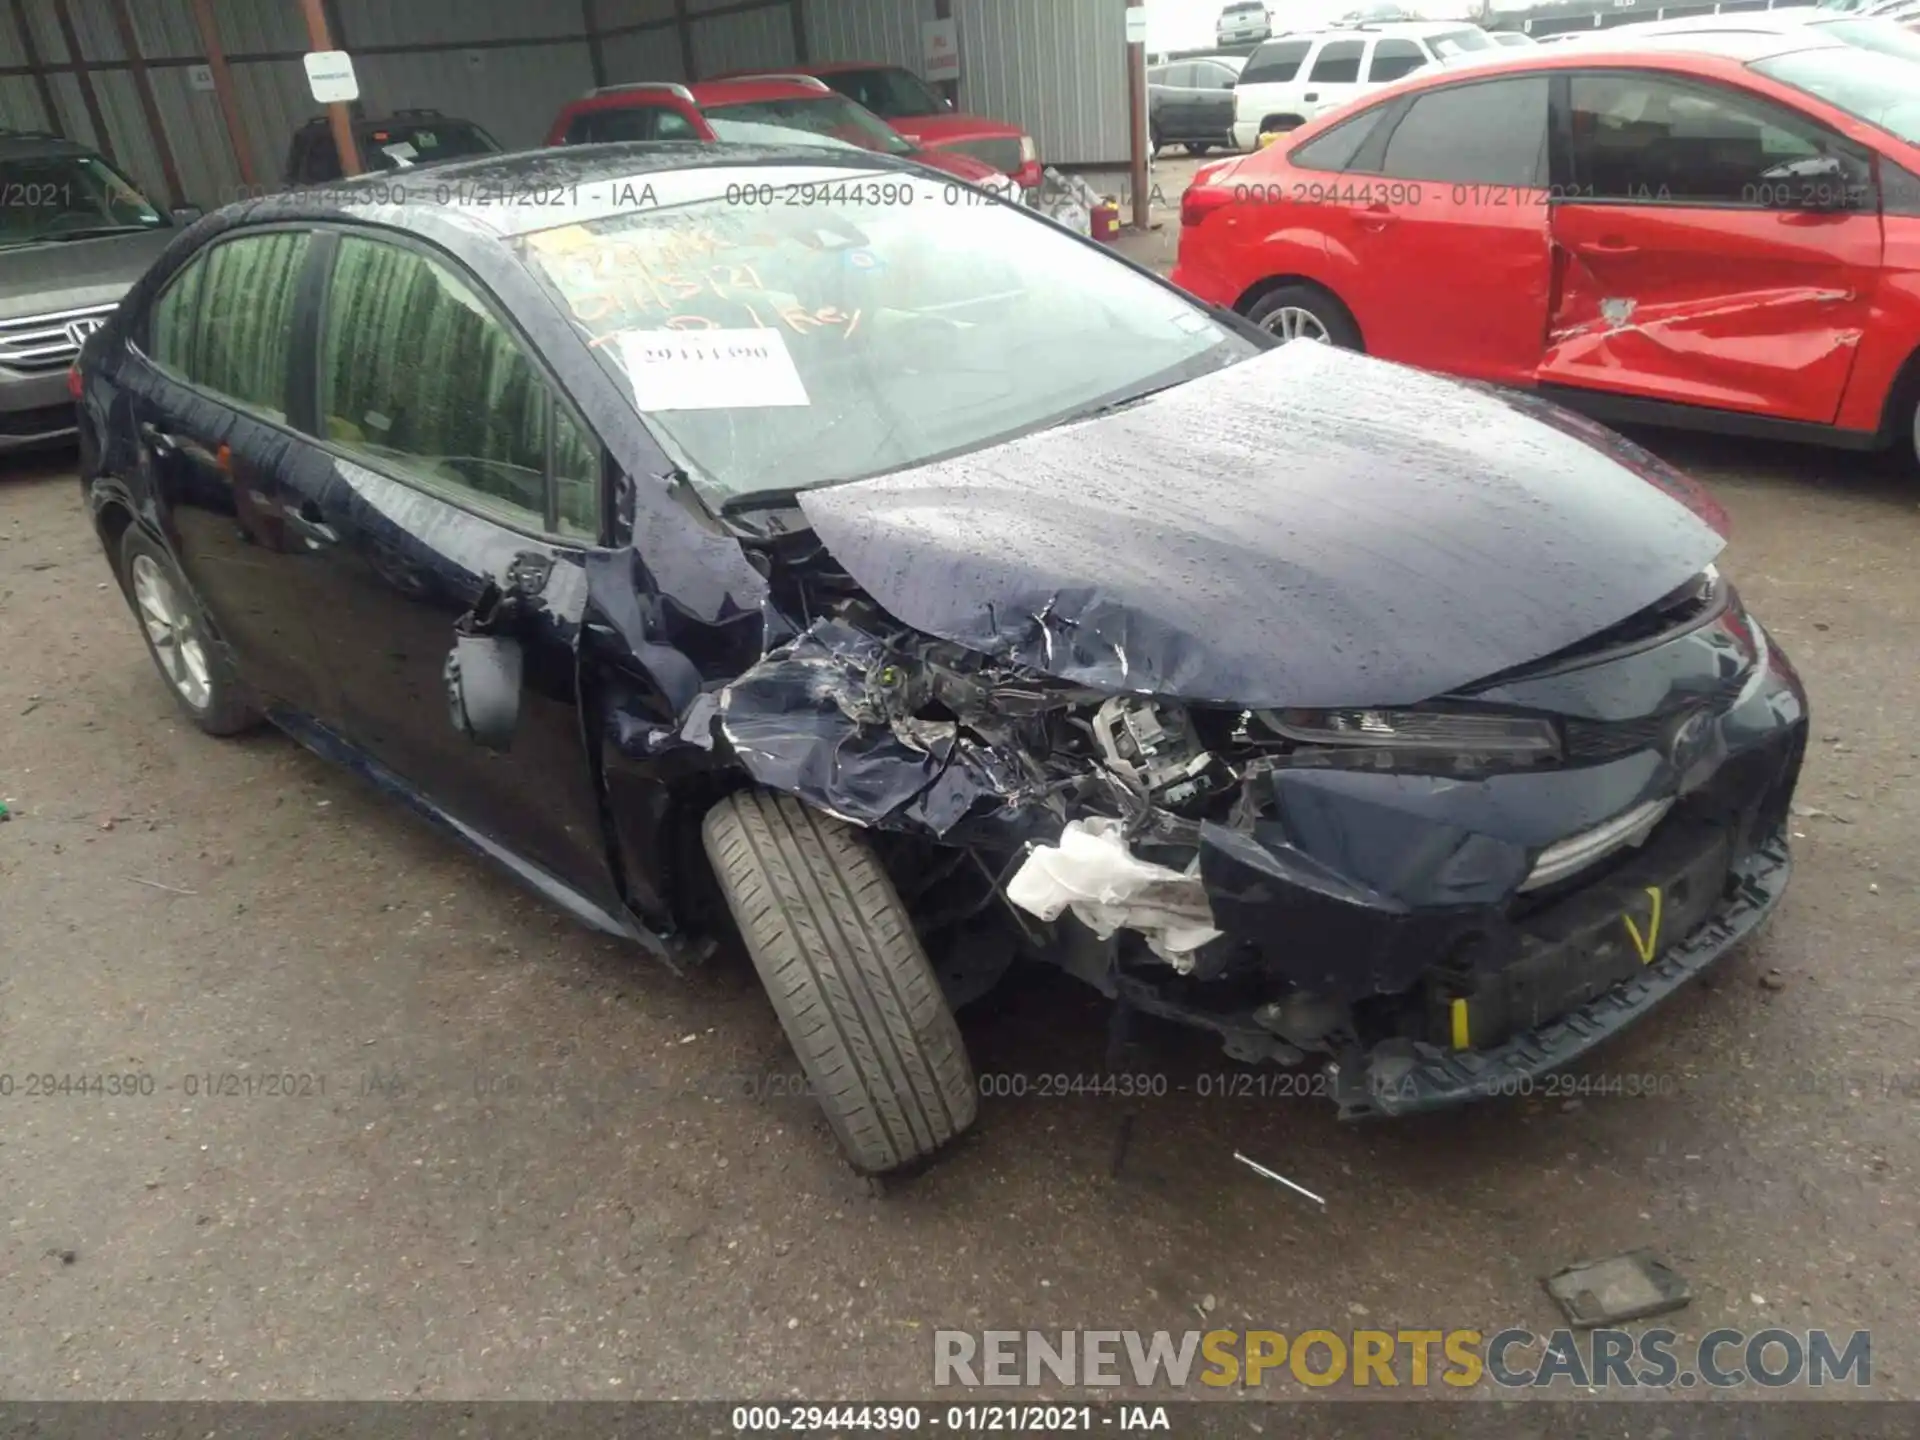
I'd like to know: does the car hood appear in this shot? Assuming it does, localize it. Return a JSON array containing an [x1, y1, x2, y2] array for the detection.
[[797, 343, 1730, 710], [893, 113, 1024, 145], [910, 146, 1004, 183], [0, 228, 175, 322]]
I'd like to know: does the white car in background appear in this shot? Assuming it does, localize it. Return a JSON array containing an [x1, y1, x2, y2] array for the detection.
[[1563, 8, 1920, 57], [1228, 21, 1499, 148]]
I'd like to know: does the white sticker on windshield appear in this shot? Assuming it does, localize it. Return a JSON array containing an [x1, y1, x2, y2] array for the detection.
[[615, 328, 811, 411], [382, 142, 419, 165]]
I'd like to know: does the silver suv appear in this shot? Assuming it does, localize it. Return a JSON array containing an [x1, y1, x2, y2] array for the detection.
[[1, 131, 195, 452]]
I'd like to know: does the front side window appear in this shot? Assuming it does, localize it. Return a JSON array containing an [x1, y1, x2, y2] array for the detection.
[[319, 236, 597, 539], [1369, 39, 1427, 82], [1309, 40, 1365, 85], [700, 97, 914, 155], [519, 166, 1252, 504], [1379, 77, 1548, 184], [1241, 39, 1311, 85], [0, 151, 166, 250], [1568, 72, 1866, 205], [148, 231, 310, 421]]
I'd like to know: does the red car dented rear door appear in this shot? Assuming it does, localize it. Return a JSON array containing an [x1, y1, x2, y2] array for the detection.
[[1539, 68, 1882, 424]]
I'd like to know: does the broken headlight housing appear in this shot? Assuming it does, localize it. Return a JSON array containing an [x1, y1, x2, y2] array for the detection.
[[1260, 708, 1562, 761]]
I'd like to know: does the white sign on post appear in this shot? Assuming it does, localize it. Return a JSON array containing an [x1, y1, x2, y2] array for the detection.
[[187, 63, 215, 92], [922, 18, 960, 83], [303, 50, 360, 106], [1125, 7, 1149, 44]]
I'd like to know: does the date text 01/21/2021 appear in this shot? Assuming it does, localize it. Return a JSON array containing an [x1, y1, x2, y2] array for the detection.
[[1226, 180, 1873, 209]]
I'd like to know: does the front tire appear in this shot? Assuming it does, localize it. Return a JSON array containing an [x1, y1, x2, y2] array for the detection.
[[702, 790, 978, 1174], [1245, 283, 1363, 349], [118, 527, 260, 736]]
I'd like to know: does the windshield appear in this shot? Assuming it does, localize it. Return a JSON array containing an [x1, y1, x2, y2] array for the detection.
[[705, 117, 864, 151], [358, 120, 499, 171], [1430, 27, 1495, 56], [1752, 46, 1920, 143], [701, 96, 915, 155], [0, 152, 166, 248], [518, 167, 1251, 503], [820, 67, 947, 119], [1807, 16, 1920, 60]]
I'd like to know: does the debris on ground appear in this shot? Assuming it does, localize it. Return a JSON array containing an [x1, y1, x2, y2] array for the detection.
[[1760, 969, 1788, 991], [1544, 1250, 1691, 1328], [1232, 1150, 1327, 1210]]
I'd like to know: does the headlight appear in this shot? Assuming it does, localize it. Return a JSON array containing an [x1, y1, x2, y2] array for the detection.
[[1260, 708, 1562, 759], [1019, 135, 1038, 163]]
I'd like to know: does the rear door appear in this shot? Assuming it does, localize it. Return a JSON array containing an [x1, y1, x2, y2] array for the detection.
[[295, 230, 621, 917], [1235, 38, 1314, 140], [1310, 75, 1554, 383], [1189, 60, 1241, 140], [130, 227, 339, 718], [1301, 38, 1368, 121], [1539, 68, 1881, 422]]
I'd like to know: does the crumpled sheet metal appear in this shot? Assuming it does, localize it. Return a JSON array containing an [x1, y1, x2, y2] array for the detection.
[[1007, 817, 1220, 970], [799, 344, 1728, 709], [712, 618, 1056, 844]]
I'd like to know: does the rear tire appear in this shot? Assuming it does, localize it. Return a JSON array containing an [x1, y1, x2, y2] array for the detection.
[[1245, 282, 1363, 350], [118, 527, 260, 736], [702, 790, 978, 1174], [1188, 141, 1213, 155]]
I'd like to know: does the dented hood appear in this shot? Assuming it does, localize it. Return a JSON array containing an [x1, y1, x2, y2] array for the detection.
[[797, 345, 1729, 709]]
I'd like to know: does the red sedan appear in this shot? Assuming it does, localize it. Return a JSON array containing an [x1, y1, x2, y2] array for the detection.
[[1172, 30, 1920, 464]]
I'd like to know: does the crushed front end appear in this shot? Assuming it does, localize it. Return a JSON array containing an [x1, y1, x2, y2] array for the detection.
[[712, 559, 1806, 1118]]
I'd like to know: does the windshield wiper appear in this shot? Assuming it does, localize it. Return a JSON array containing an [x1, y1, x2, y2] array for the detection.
[[719, 486, 803, 516]]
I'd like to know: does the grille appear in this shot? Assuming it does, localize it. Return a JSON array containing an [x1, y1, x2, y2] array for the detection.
[[1563, 711, 1679, 763], [940, 137, 1023, 175], [0, 303, 118, 374]]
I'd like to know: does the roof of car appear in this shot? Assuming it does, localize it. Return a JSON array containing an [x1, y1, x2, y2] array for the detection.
[[1271, 19, 1493, 38], [0, 131, 87, 159], [569, 77, 834, 110], [242, 141, 914, 240], [1559, 27, 1853, 59]]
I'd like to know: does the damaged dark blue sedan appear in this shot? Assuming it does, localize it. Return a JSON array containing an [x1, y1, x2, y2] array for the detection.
[[76, 145, 1807, 1174]]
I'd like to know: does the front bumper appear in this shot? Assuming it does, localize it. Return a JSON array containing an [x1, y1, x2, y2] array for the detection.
[[1, 368, 77, 451]]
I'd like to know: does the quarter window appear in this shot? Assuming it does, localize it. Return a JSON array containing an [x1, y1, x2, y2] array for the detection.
[[1566, 72, 1864, 207], [1290, 104, 1391, 172], [318, 236, 599, 540], [147, 231, 310, 421], [1379, 77, 1548, 185], [1368, 39, 1427, 83], [1308, 40, 1365, 85], [1241, 39, 1311, 84]]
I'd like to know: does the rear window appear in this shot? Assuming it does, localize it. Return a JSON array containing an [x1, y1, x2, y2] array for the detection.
[[360, 121, 499, 171], [701, 96, 914, 155], [1379, 76, 1547, 184], [1242, 39, 1312, 84], [1290, 104, 1390, 171]]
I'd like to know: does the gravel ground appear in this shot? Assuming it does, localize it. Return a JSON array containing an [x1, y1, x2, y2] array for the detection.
[[3, 191, 1917, 1403]]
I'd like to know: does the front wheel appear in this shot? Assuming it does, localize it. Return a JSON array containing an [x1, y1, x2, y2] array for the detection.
[[1245, 283, 1363, 349], [702, 790, 978, 1174]]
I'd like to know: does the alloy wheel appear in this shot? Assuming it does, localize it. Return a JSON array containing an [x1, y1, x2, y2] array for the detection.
[[1261, 306, 1332, 344], [131, 554, 212, 711]]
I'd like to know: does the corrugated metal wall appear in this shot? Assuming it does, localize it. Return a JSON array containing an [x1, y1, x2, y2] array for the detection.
[[3, 0, 1129, 209]]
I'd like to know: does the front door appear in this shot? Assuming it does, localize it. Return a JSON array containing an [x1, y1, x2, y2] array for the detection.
[[1300, 38, 1368, 123], [293, 231, 621, 920], [131, 227, 338, 719], [1539, 69, 1882, 423], [1322, 75, 1554, 385]]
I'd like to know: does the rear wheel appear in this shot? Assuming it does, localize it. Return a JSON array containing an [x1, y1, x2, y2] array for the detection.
[[1188, 141, 1214, 155], [118, 528, 260, 736], [702, 790, 978, 1174], [1245, 283, 1362, 349]]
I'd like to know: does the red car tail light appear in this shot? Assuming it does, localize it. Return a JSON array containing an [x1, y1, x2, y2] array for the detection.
[[1181, 184, 1234, 228], [68, 364, 83, 400]]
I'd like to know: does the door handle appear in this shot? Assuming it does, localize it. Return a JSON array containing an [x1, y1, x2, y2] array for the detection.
[[1575, 237, 1639, 256], [283, 499, 338, 548], [1359, 202, 1392, 233], [1303, 91, 1319, 101], [138, 422, 178, 458]]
